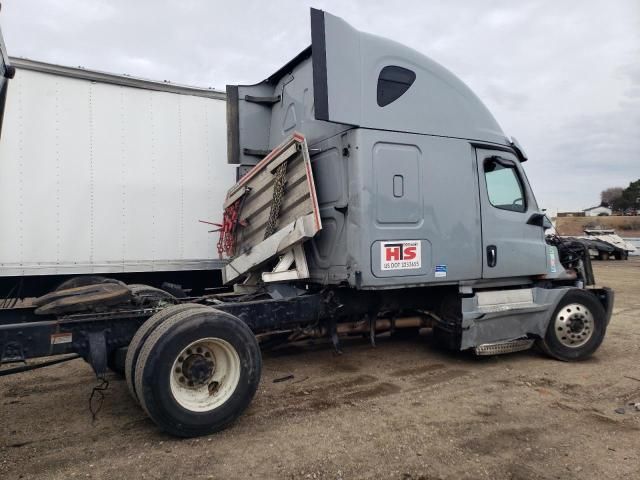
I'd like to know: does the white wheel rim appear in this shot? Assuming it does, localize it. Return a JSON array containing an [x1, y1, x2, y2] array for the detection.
[[169, 337, 241, 412], [553, 303, 594, 348]]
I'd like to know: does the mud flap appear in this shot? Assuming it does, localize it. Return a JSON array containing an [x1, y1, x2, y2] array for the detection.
[[589, 287, 614, 325], [87, 331, 108, 376]]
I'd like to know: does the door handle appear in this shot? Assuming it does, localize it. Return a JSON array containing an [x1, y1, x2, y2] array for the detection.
[[487, 245, 497, 268]]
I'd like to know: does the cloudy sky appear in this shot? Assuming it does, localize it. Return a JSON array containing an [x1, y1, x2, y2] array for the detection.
[[2, 0, 639, 211]]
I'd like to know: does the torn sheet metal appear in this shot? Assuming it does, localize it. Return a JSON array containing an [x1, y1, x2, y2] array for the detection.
[[222, 134, 322, 284]]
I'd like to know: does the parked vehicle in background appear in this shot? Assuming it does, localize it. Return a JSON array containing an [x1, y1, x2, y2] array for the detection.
[[622, 237, 640, 256], [564, 229, 637, 260]]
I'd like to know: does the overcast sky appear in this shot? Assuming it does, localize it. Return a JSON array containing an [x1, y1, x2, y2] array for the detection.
[[2, 0, 639, 211]]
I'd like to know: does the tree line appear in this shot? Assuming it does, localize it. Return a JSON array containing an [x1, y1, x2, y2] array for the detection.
[[601, 179, 640, 211]]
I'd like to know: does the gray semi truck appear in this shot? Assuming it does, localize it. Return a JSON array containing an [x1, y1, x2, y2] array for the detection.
[[0, 9, 613, 438]]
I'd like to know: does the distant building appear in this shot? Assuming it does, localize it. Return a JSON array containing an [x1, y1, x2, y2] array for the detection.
[[557, 211, 586, 218], [583, 205, 612, 217]]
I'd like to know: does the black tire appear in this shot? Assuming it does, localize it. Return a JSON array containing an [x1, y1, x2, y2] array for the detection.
[[125, 303, 206, 404], [129, 284, 177, 308], [598, 251, 610, 261], [134, 307, 261, 437], [537, 289, 607, 361], [614, 251, 628, 261], [55, 275, 125, 291]]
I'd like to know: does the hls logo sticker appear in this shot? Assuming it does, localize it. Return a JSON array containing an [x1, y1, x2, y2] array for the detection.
[[380, 240, 421, 271]]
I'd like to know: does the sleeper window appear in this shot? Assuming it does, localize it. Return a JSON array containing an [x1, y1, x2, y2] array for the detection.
[[377, 66, 416, 107], [484, 159, 526, 213]]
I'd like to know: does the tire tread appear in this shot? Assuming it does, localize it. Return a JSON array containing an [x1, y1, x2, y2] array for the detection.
[[124, 303, 206, 403]]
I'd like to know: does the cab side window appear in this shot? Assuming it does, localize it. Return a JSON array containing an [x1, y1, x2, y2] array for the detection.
[[483, 158, 526, 213], [377, 66, 416, 107]]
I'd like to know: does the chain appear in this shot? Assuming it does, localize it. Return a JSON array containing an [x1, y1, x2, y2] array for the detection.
[[264, 161, 288, 239], [217, 199, 241, 257]]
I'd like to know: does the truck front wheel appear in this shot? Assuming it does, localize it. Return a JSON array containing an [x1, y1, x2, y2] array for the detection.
[[134, 307, 261, 437], [537, 289, 607, 361]]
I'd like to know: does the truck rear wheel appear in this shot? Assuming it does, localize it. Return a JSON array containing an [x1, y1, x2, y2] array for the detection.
[[537, 289, 606, 361], [125, 303, 207, 404], [134, 307, 261, 437]]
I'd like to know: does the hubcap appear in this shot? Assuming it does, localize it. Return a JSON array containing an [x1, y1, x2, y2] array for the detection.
[[170, 338, 241, 412], [179, 353, 215, 386], [553, 303, 594, 348]]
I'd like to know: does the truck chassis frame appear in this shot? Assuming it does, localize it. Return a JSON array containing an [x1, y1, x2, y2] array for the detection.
[[0, 281, 612, 377]]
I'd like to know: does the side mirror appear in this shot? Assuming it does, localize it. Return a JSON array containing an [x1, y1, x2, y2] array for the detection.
[[527, 213, 553, 229]]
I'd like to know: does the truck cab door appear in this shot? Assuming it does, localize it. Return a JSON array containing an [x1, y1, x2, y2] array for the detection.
[[476, 149, 547, 279]]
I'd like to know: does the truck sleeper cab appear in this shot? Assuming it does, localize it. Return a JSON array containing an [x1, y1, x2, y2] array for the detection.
[[229, 9, 548, 289]]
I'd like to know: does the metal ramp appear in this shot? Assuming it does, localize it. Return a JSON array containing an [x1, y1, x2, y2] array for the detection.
[[220, 133, 322, 284]]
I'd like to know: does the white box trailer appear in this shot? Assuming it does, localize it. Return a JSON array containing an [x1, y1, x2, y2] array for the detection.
[[0, 58, 233, 296]]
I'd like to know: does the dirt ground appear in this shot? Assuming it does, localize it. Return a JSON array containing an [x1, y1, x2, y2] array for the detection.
[[1, 260, 639, 480]]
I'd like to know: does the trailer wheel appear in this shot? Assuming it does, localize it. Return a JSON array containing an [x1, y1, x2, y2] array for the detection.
[[134, 307, 261, 437], [598, 251, 610, 261], [125, 303, 207, 404], [537, 289, 606, 361]]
